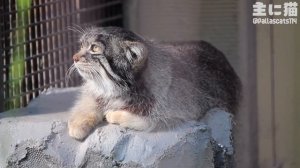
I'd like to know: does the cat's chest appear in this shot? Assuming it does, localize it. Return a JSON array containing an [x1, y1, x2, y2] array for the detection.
[[84, 80, 126, 110], [99, 97, 126, 113], [84, 80, 118, 98]]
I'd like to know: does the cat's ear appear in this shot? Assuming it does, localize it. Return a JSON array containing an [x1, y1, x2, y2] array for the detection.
[[125, 41, 147, 70]]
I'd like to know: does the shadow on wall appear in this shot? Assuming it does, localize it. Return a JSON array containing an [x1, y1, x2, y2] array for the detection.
[[124, 0, 239, 72]]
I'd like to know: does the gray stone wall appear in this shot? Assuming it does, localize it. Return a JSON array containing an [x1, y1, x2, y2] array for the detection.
[[0, 88, 233, 168]]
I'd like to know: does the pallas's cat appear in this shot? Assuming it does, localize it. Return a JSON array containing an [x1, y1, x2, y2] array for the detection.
[[67, 27, 241, 140]]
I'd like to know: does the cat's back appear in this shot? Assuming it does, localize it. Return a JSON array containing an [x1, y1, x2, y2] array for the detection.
[[149, 41, 241, 114]]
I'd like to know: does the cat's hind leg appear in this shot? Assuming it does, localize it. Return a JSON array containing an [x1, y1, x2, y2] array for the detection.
[[105, 110, 150, 131]]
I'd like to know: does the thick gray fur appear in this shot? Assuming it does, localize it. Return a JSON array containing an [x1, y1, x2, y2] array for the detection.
[[67, 26, 241, 132]]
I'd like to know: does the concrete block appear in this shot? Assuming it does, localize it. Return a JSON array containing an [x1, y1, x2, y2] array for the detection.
[[0, 88, 233, 168]]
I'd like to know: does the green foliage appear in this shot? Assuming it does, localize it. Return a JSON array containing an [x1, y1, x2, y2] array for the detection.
[[6, 0, 32, 109]]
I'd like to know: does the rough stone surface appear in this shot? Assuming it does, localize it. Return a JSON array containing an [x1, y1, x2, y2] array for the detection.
[[0, 88, 234, 168]]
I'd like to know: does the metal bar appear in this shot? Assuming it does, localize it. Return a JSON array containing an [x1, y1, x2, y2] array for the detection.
[[27, 0, 34, 104], [2, 43, 76, 68], [46, 1, 53, 88], [40, 0, 48, 94], [50, 2, 58, 88], [0, 2, 122, 34], [0, 0, 121, 17], [62, 0, 69, 88], [0, 0, 5, 111], [33, 0, 42, 98], [3, 29, 71, 51], [57, 1, 64, 87], [1, 0, 124, 109], [3, 60, 72, 82], [4, 79, 68, 100]]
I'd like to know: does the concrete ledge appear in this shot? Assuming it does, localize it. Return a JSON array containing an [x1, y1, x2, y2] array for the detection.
[[0, 88, 233, 168]]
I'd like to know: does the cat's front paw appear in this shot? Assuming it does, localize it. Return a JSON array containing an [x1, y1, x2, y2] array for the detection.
[[68, 112, 99, 140], [106, 110, 150, 131], [68, 120, 90, 140]]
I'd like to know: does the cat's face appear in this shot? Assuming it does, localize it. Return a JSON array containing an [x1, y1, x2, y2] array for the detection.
[[70, 27, 147, 88]]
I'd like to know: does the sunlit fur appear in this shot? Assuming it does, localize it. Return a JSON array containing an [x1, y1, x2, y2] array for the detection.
[[67, 26, 241, 140]]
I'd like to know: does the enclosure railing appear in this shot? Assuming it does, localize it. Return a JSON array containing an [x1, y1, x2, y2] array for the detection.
[[0, 0, 123, 111]]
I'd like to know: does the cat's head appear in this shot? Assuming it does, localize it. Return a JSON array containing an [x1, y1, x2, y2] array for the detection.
[[69, 26, 148, 88]]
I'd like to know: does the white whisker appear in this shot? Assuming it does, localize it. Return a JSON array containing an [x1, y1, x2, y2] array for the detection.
[[65, 64, 78, 85]]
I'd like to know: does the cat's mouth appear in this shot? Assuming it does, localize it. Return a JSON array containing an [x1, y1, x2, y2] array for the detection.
[[73, 62, 97, 78], [71, 54, 128, 88], [74, 62, 91, 72], [74, 61, 114, 83], [74, 62, 90, 67]]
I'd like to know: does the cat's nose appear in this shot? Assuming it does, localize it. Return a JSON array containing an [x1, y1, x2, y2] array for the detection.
[[73, 54, 80, 62]]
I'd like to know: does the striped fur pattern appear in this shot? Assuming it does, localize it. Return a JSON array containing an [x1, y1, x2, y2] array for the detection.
[[66, 26, 241, 140]]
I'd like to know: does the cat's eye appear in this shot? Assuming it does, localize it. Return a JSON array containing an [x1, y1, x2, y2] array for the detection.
[[91, 44, 101, 53]]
